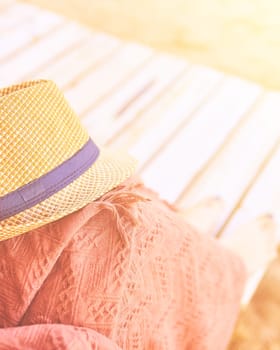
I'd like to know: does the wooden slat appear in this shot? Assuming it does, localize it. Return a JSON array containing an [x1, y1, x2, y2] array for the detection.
[[0, 8, 63, 64], [36, 33, 121, 89], [0, 22, 92, 86], [222, 213, 278, 304], [222, 142, 280, 239], [82, 54, 188, 141], [138, 78, 262, 202], [64, 43, 154, 115], [111, 66, 224, 157], [175, 92, 280, 235], [103, 66, 224, 150], [0, 2, 37, 32]]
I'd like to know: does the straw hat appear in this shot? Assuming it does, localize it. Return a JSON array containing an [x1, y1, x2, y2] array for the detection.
[[0, 80, 136, 241]]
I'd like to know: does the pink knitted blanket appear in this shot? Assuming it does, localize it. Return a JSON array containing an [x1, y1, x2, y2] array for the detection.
[[0, 177, 246, 349]]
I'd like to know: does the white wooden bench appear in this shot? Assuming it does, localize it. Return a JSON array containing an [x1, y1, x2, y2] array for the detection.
[[1, 0, 279, 304]]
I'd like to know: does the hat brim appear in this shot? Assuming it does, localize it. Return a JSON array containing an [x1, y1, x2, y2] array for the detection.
[[0, 150, 136, 241]]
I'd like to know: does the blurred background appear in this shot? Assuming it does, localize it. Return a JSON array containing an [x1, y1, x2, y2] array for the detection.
[[25, 0, 280, 90], [20, 0, 280, 348]]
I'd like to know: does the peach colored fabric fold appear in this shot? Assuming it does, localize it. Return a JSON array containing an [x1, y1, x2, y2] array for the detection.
[[0, 177, 246, 349]]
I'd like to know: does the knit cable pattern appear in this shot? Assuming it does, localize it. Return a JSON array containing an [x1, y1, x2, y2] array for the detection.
[[0, 177, 246, 349]]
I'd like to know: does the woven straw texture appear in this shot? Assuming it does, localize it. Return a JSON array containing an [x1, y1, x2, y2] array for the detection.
[[0, 80, 88, 196], [0, 80, 136, 241]]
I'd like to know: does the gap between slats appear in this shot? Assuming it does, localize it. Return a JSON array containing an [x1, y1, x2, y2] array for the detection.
[[64, 44, 154, 115], [82, 54, 190, 143], [138, 78, 262, 201], [131, 75, 226, 171], [0, 22, 93, 86], [35, 36, 122, 89], [0, 9, 65, 65], [221, 139, 280, 240], [105, 66, 224, 151], [175, 92, 280, 239]]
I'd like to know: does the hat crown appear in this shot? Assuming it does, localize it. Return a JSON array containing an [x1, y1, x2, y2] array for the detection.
[[0, 80, 88, 196]]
